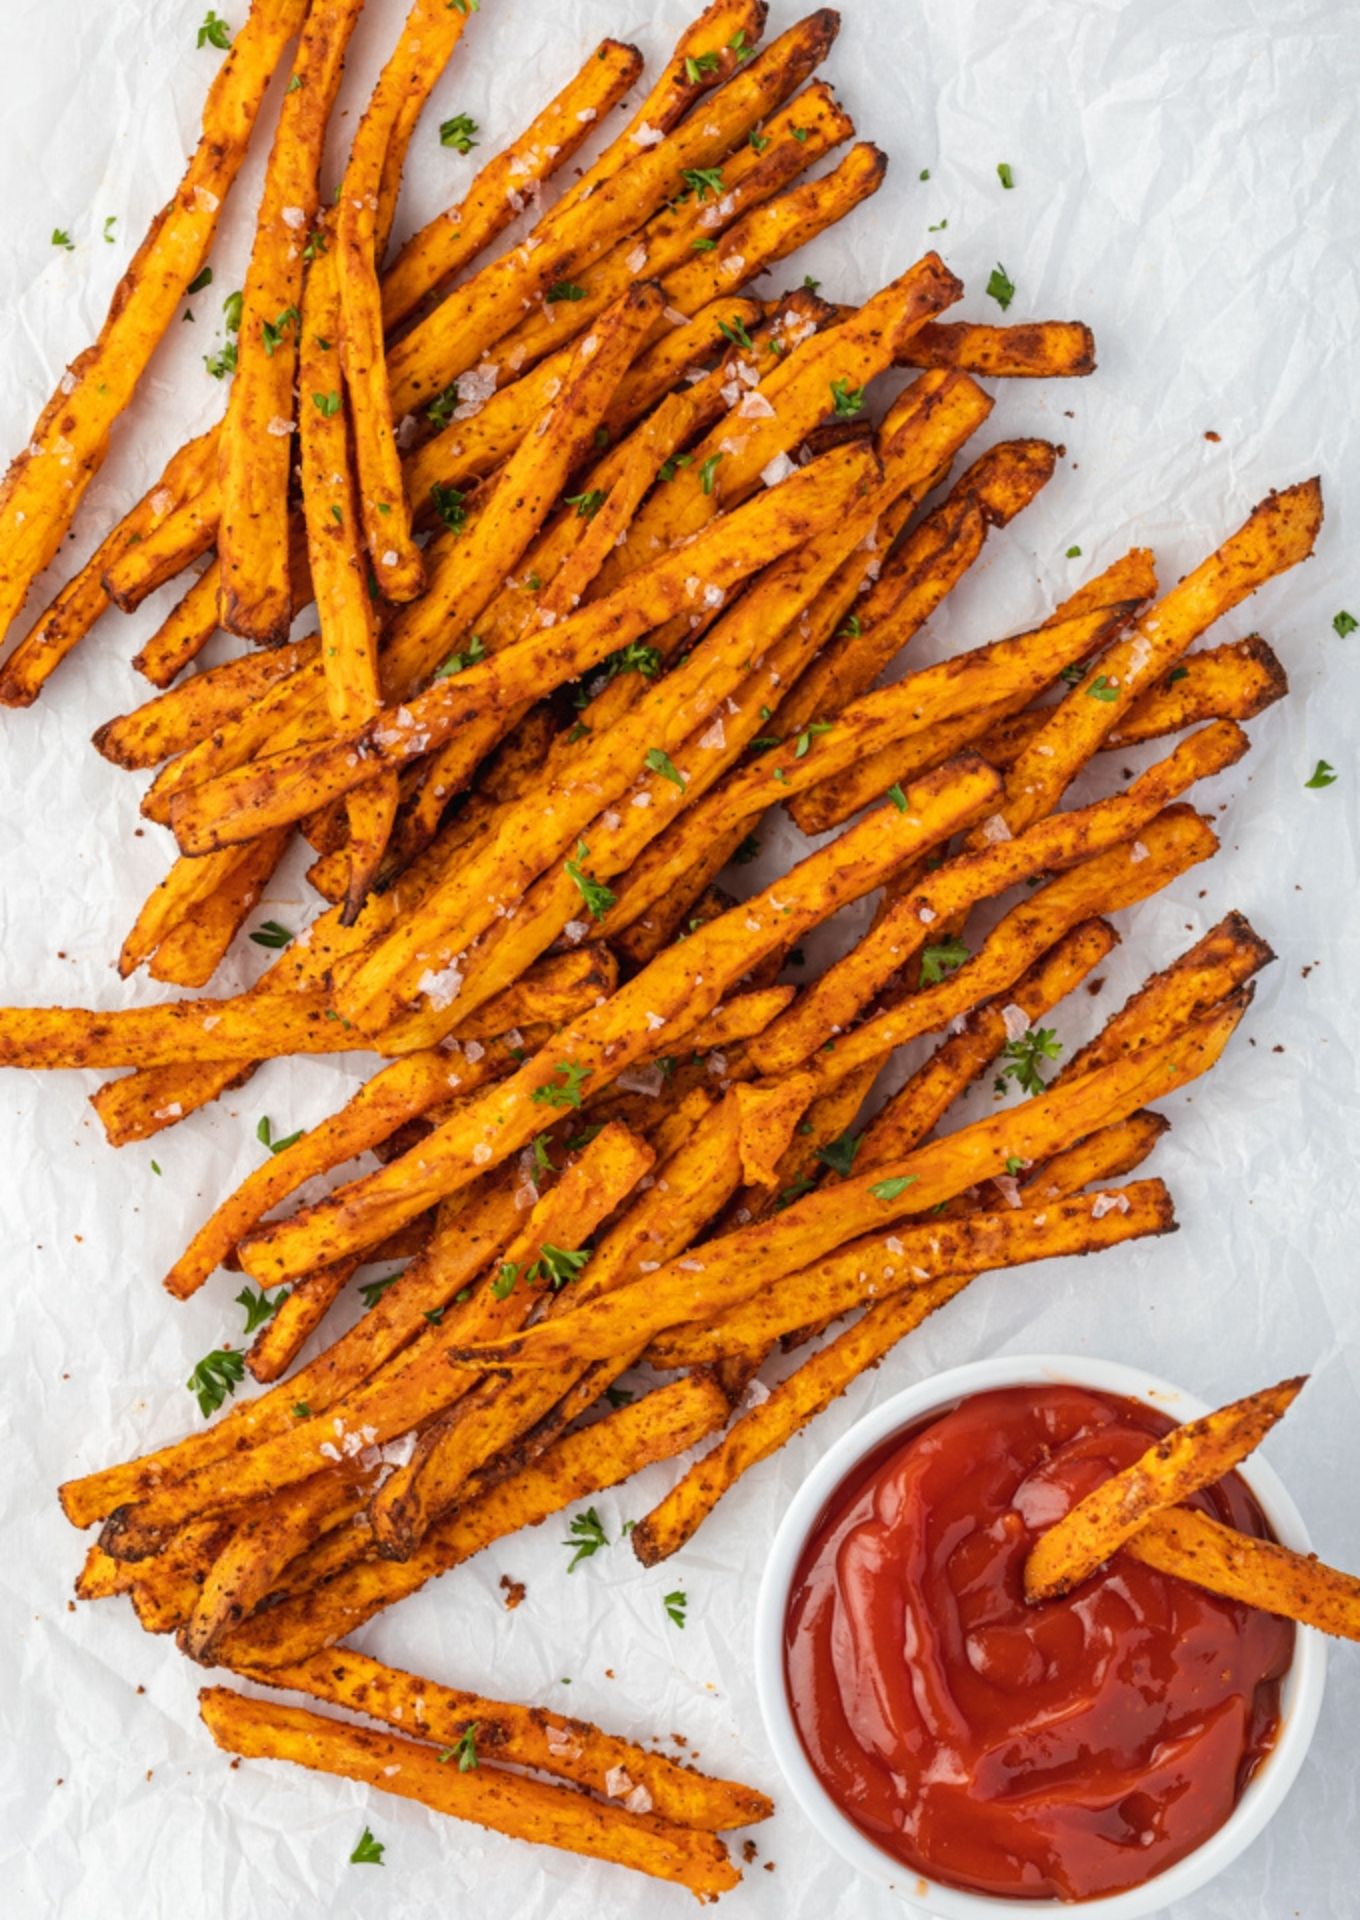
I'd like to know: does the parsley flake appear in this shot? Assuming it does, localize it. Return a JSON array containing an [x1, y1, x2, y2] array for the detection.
[[645, 746, 686, 790], [311, 389, 341, 416], [359, 1273, 402, 1309], [547, 280, 587, 303], [997, 161, 1015, 189], [532, 1062, 593, 1110], [995, 1026, 1062, 1096], [829, 376, 866, 419], [249, 918, 294, 949], [349, 1827, 384, 1866], [564, 1506, 609, 1571], [920, 937, 970, 985], [430, 482, 467, 532], [236, 1285, 282, 1334], [1333, 610, 1357, 637], [197, 11, 232, 51], [1087, 674, 1119, 702], [186, 1348, 244, 1419], [1305, 758, 1337, 789], [566, 840, 616, 921], [680, 166, 724, 201], [663, 1589, 688, 1627], [869, 1175, 917, 1202], [439, 113, 480, 155], [986, 262, 1016, 310], [52, 228, 75, 251], [886, 783, 908, 812], [256, 1116, 303, 1155]]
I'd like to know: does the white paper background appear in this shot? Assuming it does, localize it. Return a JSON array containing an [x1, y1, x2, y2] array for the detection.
[[1, 2, 1357, 1915]]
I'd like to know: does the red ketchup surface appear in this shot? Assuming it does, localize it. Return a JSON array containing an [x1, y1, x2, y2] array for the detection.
[[784, 1385, 1294, 1903]]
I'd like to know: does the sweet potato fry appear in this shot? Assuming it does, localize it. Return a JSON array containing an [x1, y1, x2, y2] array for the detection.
[[1124, 1508, 1360, 1642], [213, 1373, 731, 1666], [232, 755, 1000, 1285], [343, 0, 486, 602], [198, 1688, 742, 1898], [244, 1256, 362, 1383], [242, 1647, 773, 1829], [901, 319, 1096, 377], [167, 437, 880, 854], [1024, 1377, 1307, 1601], [380, 39, 646, 330], [125, 1516, 243, 1634], [217, 0, 361, 642], [147, 829, 290, 989], [0, 430, 220, 707], [94, 639, 315, 768], [0, 0, 309, 656], [646, 1182, 1174, 1368]]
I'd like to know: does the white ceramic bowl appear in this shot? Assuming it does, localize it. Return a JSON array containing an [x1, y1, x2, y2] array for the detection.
[[754, 1354, 1327, 1919]]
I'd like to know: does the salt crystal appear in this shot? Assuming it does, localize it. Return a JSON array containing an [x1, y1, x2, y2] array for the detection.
[[738, 389, 775, 420], [192, 186, 219, 212], [993, 1174, 1022, 1209], [698, 716, 726, 749], [981, 813, 1013, 843], [453, 363, 499, 420], [281, 205, 305, 229], [702, 584, 725, 609], [626, 245, 648, 273], [471, 1142, 492, 1165], [579, 107, 599, 125], [625, 1785, 654, 1815], [417, 963, 464, 1008], [266, 416, 294, 436], [761, 451, 796, 488], [1130, 840, 1149, 863], [1001, 1003, 1029, 1042], [645, 1011, 666, 1031], [463, 1039, 485, 1064], [617, 1063, 664, 1098], [58, 371, 77, 396], [1091, 1191, 1131, 1219], [563, 919, 588, 945], [605, 1766, 634, 1799], [631, 791, 651, 807], [917, 905, 937, 925], [381, 549, 398, 568]]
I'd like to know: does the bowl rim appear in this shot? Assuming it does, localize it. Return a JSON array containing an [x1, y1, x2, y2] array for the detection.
[[753, 1353, 1327, 1919]]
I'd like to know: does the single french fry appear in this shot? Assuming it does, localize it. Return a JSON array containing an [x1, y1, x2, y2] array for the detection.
[[212, 1373, 731, 1666], [217, 0, 361, 642], [244, 1257, 361, 1383], [1124, 1508, 1360, 1643], [59, 1176, 526, 1532], [1024, 1377, 1307, 1601], [901, 319, 1096, 378], [997, 480, 1323, 836], [0, 430, 220, 706], [199, 1689, 741, 1897], [381, 39, 645, 330], [338, 1, 484, 605], [451, 991, 1247, 1377], [647, 1180, 1175, 1367], [0, 0, 309, 656], [242, 1647, 774, 1829], [101, 1127, 655, 1555], [167, 437, 882, 854], [383, 10, 839, 414], [233, 755, 1001, 1286]]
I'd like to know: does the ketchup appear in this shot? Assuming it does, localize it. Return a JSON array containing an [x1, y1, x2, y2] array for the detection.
[[784, 1385, 1294, 1903]]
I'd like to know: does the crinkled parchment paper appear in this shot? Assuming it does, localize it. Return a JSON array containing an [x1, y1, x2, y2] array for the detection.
[[0, 2, 1357, 1915]]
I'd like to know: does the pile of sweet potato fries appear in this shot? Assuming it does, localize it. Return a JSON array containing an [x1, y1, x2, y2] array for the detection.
[[0, 0, 1349, 1898]]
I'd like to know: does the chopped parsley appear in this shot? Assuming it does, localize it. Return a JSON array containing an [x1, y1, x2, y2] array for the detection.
[[663, 1589, 688, 1627], [817, 1132, 861, 1177], [236, 1285, 282, 1334], [249, 918, 294, 949], [718, 316, 754, 350], [528, 1244, 590, 1290], [995, 1026, 1062, 1096], [986, 262, 1016, 310], [197, 11, 232, 51], [434, 633, 486, 678], [261, 305, 299, 356], [683, 51, 721, 83], [187, 266, 213, 294], [1305, 758, 1337, 789], [564, 1506, 609, 1570], [869, 1175, 917, 1202], [793, 720, 833, 758], [547, 280, 587, 303], [1333, 610, 1357, 637], [886, 783, 907, 812], [680, 166, 724, 201], [698, 452, 723, 495], [565, 488, 607, 518], [1087, 674, 1119, 702], [349, 1827, 384, 1866], [358, 1272, 402, 1309], [566, 840, 616, 921], [186, 1348, 244, 1418], [919, 936, 970, 985], [256, 1116, 303, 1155], [311, 389, 341, 416], [997, 161, 1015, 189], [645, 746, 686, 790], [427, 381, 460, 430], [692, 236, 717, 251], [52, 228, 75, 251], [728, 29, 754, 62], [749, 128, 770, 154], [532, 1061, 593, 1110], [491, 1262, 521, 1301], [439, 114, 480, 154], [430, 482, 467, 532], [1066, 544, 1082, 558], [439, 1724, 479, 1769], [102, 215, 117, 244], [829, 376, 866, 418]]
